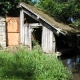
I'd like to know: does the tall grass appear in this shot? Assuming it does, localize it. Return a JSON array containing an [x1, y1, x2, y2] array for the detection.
[[0, 47, 73, 80]]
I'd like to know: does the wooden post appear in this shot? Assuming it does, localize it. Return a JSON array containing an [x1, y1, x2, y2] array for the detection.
[[20, 9, 24, 44], [24, 23, 27, 45], [29, 24, 32, 50], [52, 33, 56, 53]]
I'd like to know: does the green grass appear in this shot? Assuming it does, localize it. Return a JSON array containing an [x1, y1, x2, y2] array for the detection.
[[0, 46, 73, 80]]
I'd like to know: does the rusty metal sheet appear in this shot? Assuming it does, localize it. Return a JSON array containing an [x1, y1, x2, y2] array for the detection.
[[7, 33, 20, 46]]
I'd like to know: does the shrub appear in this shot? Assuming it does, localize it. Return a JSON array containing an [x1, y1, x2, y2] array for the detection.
[[0, 47, 73, 80]]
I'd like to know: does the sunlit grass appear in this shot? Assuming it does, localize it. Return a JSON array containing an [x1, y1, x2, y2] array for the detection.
[[0, 46, 73, 80]]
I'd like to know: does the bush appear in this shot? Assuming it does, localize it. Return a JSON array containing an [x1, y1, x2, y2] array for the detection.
[[0, 47, 73, 80]]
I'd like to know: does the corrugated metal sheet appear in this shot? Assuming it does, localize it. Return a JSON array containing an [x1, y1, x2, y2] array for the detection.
[[6, 17, 20, 46]]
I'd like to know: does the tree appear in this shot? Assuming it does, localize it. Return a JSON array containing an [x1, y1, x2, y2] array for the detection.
[[0, 0, 36, 16], [38, 0, 80, 23], [54, 0, 68, 3]]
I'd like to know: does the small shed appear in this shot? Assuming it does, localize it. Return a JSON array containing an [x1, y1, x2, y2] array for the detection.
[[19, 3, 80, 53]]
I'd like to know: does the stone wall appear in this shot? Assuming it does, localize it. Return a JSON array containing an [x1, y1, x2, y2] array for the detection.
[[0, 17, 6, 48]]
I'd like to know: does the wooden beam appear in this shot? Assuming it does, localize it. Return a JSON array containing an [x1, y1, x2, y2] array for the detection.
[[24, 23, 27, 45], [20, 9, 24, 44], [29, 25, 32, 50], [23, 9, 38, 21], [29, 23, 42, 27]]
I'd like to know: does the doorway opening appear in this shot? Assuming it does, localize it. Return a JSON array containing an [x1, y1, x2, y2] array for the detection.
[[55, 34, 72, 53], [32, 27, 42, 48]]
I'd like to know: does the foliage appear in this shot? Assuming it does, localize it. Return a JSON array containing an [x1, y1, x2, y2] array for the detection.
[[0, 0, 18, 16], [38, 0, 80, 24], [0, 47, 73, 80], [0, 0, 36, 16], [69, 19, 80, 29]]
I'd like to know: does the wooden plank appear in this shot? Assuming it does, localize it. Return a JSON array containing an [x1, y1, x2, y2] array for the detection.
[[47, 28, 50, 53], [24, 23, 27, 45], [44, 27, 47, 53], [49, 30, 56, 53], [6, 17, 20, 33], [24, 23, 30, 46], [20, 9, 24, 44], [50, 30, 53, 53], [29, 25, 32, 50], [8, 33, 20, 46], [44, 27, 46, 52], [46, 27, 48, 53], [27, 25, 29, 46], [46, 27, 52, 53], [42, 26, 49, 53], [42, 26, 45, 52], [42, 26, 56, 53], [30, 23, 42, 27], [53, 33, 56, 53], [23, 24, 25, 45]]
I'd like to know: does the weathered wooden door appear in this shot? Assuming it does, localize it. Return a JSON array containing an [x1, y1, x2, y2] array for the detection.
[[6, 17, 20, 46]]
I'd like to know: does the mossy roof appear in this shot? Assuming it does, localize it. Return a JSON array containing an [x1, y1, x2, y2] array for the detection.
[[20, 2, 80, 35]]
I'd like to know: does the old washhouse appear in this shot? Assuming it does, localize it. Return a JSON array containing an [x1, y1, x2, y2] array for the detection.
[[19, 3, 80, 54]]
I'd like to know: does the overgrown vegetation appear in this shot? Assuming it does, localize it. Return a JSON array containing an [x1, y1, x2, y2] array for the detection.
[[0, 46, 73, 80]]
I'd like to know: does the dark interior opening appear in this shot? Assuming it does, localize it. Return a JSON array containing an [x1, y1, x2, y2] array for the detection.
[[24, 13, 39, 23], [32, 27, 42, 47], [55, 34, 71, 53]]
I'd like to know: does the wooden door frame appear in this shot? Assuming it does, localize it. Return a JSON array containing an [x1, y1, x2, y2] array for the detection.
[[29, 23, 42, 49]]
